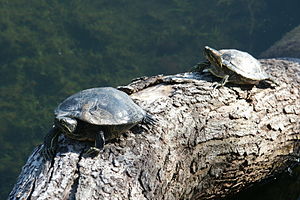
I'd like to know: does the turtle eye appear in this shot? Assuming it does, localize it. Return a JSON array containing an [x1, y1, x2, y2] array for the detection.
[[58, 117, 68, 127], [55, 117, 77, 133], [60, 118, 68, 125]]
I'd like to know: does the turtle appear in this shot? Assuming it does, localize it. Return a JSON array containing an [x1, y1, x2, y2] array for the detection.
[[42, 87, 155, 159], [192, 46, 278, 87]]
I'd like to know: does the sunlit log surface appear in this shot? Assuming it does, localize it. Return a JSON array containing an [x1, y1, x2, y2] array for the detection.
[[9, 59, 300, 200]]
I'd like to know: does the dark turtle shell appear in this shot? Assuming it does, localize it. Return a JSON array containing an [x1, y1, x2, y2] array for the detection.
[[55, 87, 146, 126]]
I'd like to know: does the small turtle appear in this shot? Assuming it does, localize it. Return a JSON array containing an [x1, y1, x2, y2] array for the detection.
[[42, 87, 155, 159], [193, 46, 277, 87]]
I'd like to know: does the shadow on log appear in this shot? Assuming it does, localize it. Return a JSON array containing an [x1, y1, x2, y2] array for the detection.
[[9, 59, 300, 200]]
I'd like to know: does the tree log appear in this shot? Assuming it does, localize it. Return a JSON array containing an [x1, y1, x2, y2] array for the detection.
[[9, 59, 300, 200]]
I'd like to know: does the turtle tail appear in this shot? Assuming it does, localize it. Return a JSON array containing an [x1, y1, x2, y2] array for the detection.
[[266, 77, 279, 87]]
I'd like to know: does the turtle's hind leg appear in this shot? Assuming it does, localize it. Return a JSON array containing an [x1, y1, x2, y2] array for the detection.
[[143, 113, 157, 125], [42, 126, 60, 160], [84, 130, 105, 157]]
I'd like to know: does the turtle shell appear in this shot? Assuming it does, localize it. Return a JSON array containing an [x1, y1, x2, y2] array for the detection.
[[219, 49, 270, 81], [55, 87, 146, 126]]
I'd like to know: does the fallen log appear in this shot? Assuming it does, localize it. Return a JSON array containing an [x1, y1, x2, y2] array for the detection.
[[9, 59, 300, 200]]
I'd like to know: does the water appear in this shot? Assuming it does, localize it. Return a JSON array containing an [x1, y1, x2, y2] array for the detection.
[[225, 167, 300, 200], [0, 0, 299, 199]]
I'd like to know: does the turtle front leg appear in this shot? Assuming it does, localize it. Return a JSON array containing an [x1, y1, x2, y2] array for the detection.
[[84, 130, 105, 157], [220, 75, 229, 87], [212, 75, 229, 90], [42, 126, 60, 160]]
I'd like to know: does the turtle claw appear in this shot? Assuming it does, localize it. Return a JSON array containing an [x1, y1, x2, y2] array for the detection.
[[211, 75, 229, 91], [143, 113, 157, 125], [212, 82, 222, 90], [83, 147, 100, 157]]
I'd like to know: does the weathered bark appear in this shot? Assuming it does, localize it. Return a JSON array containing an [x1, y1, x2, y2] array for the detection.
[[9, 59, 300, 200]]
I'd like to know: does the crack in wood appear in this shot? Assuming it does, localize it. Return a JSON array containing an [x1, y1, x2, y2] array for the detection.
[[68, 152, 84, 199], [27, 178, 36, 200], [138, 170, 150, 200]]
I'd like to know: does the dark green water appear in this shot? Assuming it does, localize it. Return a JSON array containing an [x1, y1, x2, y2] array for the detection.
[[223, 167, 300, 200], [0, 0, 300, 199]]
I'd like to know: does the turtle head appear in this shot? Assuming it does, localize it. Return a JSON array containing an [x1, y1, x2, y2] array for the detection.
[[55, 116, 77, 134], [204, 46, 223, 67]]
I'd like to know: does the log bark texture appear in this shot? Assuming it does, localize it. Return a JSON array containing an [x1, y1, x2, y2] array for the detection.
[[9, 59, 300, 200]]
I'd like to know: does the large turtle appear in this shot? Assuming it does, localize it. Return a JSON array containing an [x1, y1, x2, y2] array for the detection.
[[42, 87, 155, 159], [193, 46, 277, 87]]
